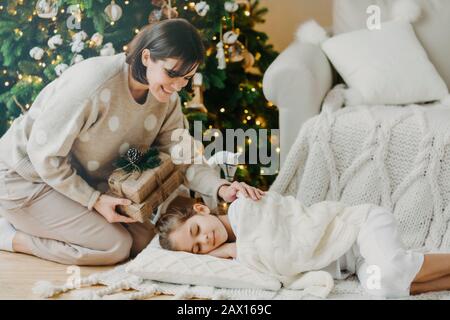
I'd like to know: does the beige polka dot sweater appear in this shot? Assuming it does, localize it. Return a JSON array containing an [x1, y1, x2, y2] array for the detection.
[[0, 53, 228, 210]]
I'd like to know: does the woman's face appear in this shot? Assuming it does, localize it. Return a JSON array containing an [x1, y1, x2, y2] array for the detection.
[[169, 204, 229, 254], [141, 49, 197, 103]]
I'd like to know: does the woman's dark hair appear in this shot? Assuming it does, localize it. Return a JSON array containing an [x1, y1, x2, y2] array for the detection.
[[125, 18, 205, 84]]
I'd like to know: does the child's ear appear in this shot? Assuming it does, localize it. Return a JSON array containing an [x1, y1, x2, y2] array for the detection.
[[193, 203, 210, 216]]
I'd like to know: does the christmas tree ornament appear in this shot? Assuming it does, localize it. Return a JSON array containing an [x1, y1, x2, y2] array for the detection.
[[72, 31, 88, 42], [90, 33, 103, 47], [100, 43, 115, 56], [104, 0, 123, 22], [72, 54, 84, 64], [29, 47, 45, 60], [70, 40, 84, 53], [235, 0, 251, 14], [242, 50, 256, 72], [195, 1, 210, 17], [228, 42, 245, 63], [148, 9, 163, 23], [67, 4, 82, 21], [149, 0, 166, 21], [148, 0, 178, 23], [224, 1, 239, 13], [47, 34, 62, 50], [162, 1, 178, 19], [35, 0, 59, 19], [55, 63, 68, 77], [207, 151, 242, 182], [186, 73, 208, 113], [216, 41, 226, 70], [223, 30, 239, 45]]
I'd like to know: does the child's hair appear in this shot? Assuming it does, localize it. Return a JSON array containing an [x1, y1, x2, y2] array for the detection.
[[155, 196, 221, 250], [155, 205, 196, 250], [125, 18, 205, 84]]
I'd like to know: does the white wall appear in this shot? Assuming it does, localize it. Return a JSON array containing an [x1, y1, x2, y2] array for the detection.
[[257, 0, 333, 52]]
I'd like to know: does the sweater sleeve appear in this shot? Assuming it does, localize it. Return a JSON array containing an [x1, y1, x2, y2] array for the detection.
[[154, 95, 230, 203], [26, 80, 101, 210]]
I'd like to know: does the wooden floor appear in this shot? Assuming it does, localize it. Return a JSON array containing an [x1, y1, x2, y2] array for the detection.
[[0, 251, 173, 300]]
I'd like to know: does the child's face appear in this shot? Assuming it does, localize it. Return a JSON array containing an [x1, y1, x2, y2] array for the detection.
[[168, 204, 228, 254]]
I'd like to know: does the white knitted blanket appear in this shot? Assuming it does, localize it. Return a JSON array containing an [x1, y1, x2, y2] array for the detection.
[[233, 191, 373, 280], [271, 85, 450, 252]]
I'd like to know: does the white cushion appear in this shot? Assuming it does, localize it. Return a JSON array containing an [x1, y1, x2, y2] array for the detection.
[[321, 20, 448, 105], [126, 241, 282, 291], [333, 0, 450, 91]]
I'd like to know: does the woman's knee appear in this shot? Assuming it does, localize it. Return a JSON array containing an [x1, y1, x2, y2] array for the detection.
[[76, 224, 133, 265], [101, 225, 133, 264]]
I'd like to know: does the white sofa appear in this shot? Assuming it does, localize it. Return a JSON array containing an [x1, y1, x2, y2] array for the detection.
[[263, 0, 450, 166]]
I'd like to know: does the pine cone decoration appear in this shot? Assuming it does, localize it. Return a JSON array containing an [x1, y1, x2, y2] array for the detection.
[[126, 148, 143, 164]]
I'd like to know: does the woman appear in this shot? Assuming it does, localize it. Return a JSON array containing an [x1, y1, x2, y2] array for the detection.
[[0, 19, 261, 265]]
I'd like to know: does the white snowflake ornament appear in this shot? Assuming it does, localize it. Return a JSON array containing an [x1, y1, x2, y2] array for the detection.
[[73, 54, 84, 64], [29, 47, 45, 60], [90, 33, 104, 47], [195, 1, 210, 17], [71, 40, 84, 53], [224, 1, 239, 13], [55, 63, 69, 77], [223, 30, 239, 44], [72, 30, 88, 43], [48, 34, 63, 50], [100, 42, 115, 56]]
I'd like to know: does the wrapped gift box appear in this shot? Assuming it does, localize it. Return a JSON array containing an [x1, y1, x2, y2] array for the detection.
[[108, 152, 175, 203], [115, 169, 186, 223]]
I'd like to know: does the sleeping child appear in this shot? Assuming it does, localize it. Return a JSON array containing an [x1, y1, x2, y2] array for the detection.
[[155, 190, 450, 299]]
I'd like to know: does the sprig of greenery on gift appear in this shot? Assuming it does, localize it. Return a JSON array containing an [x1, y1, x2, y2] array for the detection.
[[114, 147, 161, 174]]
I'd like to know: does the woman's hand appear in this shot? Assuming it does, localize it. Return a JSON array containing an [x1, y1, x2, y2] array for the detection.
[[93, 194, 138, 224], [218, 181, 266, 202], [208, 242, 236, 259]]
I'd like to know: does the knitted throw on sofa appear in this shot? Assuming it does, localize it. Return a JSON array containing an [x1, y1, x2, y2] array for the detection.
[[270, 85, 450, 252]]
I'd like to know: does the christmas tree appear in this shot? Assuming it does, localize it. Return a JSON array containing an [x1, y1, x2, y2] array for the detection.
[[0, 0, 279, 189]]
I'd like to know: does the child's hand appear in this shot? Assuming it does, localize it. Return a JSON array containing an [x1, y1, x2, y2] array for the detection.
[[218, 181, 266, 202], [208, 242, 237, 259]]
